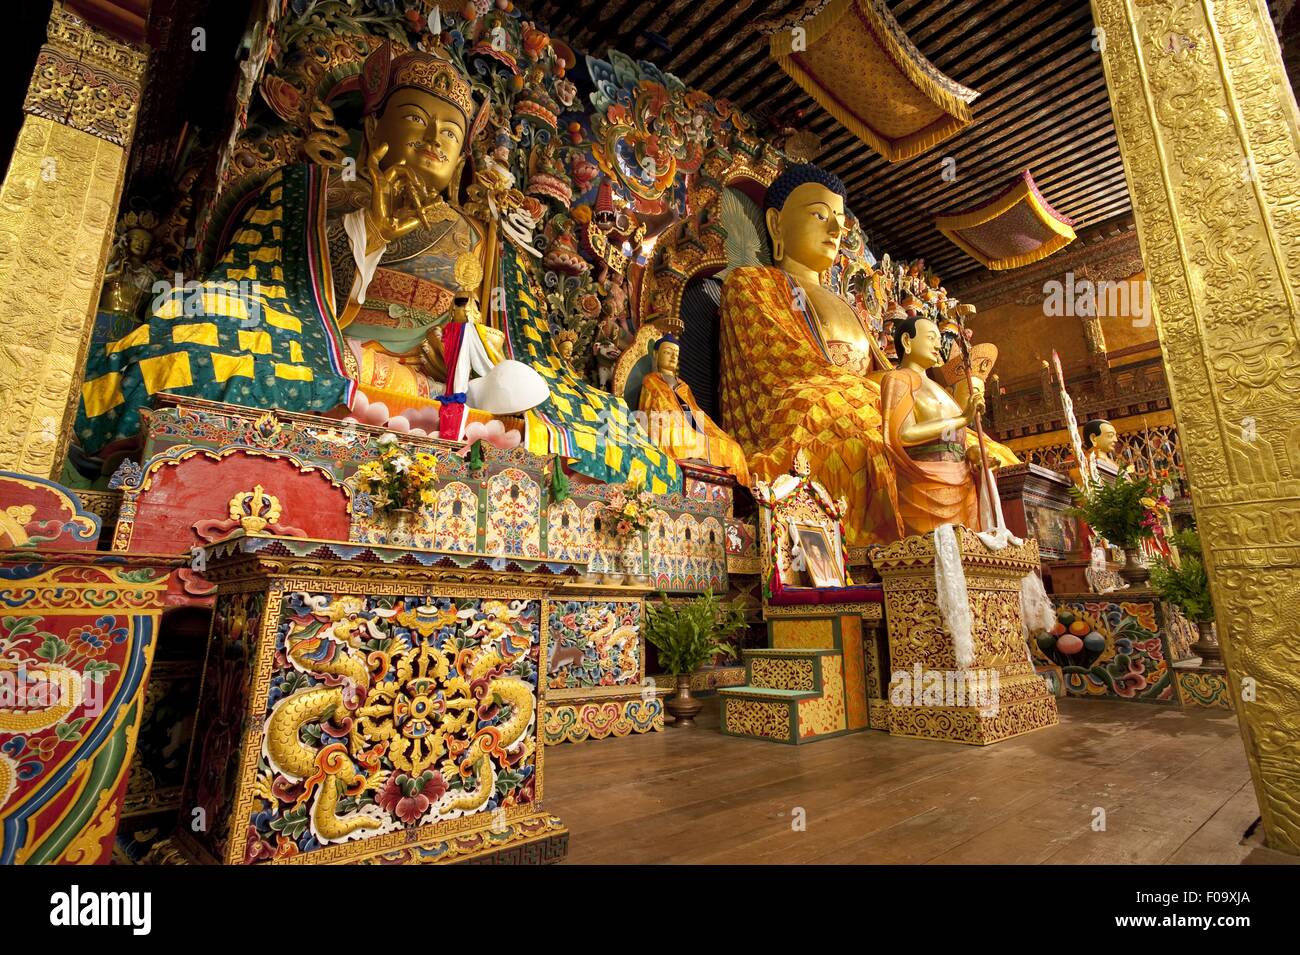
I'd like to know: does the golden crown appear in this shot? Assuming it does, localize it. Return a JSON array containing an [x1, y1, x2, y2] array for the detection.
[[362, 43, 475, 123]]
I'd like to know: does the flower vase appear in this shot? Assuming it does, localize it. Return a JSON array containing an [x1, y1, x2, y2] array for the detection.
[[387, 507, 415, 545], [1193, 620, 1223, 667], [666, 672, 702, 727], [1120, 546, 1149, 586], [618, 535, 643, 584]]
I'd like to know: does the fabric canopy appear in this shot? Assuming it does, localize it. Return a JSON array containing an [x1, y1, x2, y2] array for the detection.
[[763, 0, 978, 162], [934, 170, 1077, 271]]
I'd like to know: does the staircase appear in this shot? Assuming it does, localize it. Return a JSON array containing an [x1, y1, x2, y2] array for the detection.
[[718, 648, 849, 744]]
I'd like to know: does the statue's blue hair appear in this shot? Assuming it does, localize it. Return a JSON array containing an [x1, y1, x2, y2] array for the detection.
[[763, 163, 848, 212], [654, 334, 680, 352]]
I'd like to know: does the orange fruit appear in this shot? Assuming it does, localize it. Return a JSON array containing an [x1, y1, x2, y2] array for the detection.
[[1050, 622, 1066, 636]]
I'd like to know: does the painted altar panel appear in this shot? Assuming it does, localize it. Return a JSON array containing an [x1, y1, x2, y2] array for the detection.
[[0, 554, 170, 864], [1032, 595, 1179, 705], [545, 598, 643, 691], [127, 398, 729, 592], [485, 468, 542, 558], [182, 571, 552, 865]]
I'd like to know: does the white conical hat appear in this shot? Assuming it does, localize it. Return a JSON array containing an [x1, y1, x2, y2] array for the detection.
[[467, 360, 551, 415]]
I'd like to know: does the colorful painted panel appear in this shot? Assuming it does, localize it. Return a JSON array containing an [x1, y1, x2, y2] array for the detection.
[[545, 498, 589, 563], [0, 471, 100, 550], [542, 697, 663, 744], [183, 580, 546, 864], [485, 468, 541, 558], [546, 599, 642, 691], [0, 556, 169, 864], [433, 481, 478, 552], [1032, 597, 1177, 704]]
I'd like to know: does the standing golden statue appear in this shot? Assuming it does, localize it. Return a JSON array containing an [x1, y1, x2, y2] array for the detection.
[[638, 335, 750, 485], [880, 316, 992, 536]]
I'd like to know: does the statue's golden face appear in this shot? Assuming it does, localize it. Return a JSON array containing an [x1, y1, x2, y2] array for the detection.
[[901, 317, 942, 368], [766, 182, 846, 274], [368, 88, 466, 193], [125, 229, 152, 257], [1093, 421, 1118, 453], [656, 342, 680, 375]]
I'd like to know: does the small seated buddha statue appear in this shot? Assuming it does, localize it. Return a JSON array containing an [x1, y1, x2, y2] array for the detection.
[[880, 316, 1005, 536], [638, 335, 750, 485]]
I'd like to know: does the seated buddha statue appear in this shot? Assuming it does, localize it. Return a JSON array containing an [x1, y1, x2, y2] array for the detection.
[[880, 316, 1005, 536], [638, 335, 750, 485]]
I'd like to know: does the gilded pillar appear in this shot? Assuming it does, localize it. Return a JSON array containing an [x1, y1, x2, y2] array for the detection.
[[1092, 0, 1300, 853], [0, 3, 147, 477]]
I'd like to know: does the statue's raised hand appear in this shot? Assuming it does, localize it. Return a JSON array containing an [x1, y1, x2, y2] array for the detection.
[[363, 143, 427, 248]]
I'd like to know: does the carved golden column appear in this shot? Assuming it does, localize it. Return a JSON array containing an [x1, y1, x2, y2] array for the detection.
[[0, 3, 147, 477], [1092, 0, 1300, 854]]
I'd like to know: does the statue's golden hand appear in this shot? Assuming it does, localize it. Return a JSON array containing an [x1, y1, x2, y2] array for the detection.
[[962, 389, 986, 425], [450, 296, 479, 325], [364, 143, 428, 249]]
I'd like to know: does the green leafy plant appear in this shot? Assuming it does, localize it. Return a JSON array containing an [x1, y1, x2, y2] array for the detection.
[[1069, 470, 1167, 548], [644, 590, 746, 676], [1149, 529, 1214, 622]]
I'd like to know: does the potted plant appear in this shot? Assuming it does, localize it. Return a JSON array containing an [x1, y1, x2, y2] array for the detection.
[[1149, 529, 1220, 665], [645, 590, 746, 726], [1070, 470, 1169, 584]]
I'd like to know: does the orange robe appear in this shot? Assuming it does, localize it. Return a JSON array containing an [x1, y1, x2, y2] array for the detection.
[[639, 371, 750, 486], [881, 367, 1016, 536], [719, 266, 896, 546]]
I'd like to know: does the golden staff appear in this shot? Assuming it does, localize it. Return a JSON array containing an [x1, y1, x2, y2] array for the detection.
[[953, 303, 992, 504]]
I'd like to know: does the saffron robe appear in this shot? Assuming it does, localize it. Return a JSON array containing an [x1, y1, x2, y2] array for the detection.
[[880, 367, 1015, 536], [638, 371, 750, 487]]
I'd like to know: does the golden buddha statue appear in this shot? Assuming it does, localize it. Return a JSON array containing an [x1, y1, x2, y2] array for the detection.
[[638, 335, 750, 485], [719, 163, 899, 546], [98, 211, 159, 320], [327, 42, 504, 417], [720, 163, 1016, 546], [881, 316, 995, 536]]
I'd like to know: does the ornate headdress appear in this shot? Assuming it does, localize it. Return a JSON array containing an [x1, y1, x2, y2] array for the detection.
[[654, 334, 680, 351], [360, 41, 476, 124]]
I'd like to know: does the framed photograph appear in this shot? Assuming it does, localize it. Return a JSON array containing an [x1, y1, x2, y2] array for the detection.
[[794, 523, 845, 589]]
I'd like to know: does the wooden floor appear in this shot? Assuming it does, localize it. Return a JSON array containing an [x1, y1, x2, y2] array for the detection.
[[543, 697, 1281, 864]]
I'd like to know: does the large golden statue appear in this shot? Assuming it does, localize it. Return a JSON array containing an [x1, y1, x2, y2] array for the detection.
[[76, 39, 678, 491], [330, 43, 499, 412], [638, 335, 750, 485], [719, 163, 1015, 545]]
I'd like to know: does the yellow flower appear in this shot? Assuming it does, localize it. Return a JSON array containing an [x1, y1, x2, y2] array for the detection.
[[622, 503, 636, 517], [1140, 497, 1157, 508], [420, 488, 436, 505]]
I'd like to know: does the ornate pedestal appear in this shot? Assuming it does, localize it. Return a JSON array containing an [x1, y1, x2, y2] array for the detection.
[[173, 533, 572, 865], [873, 529, 1059, 745], [542, 582, 669, 744]]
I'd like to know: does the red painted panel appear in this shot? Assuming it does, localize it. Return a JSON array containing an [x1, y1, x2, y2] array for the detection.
[[129, 452, 350, 553]]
